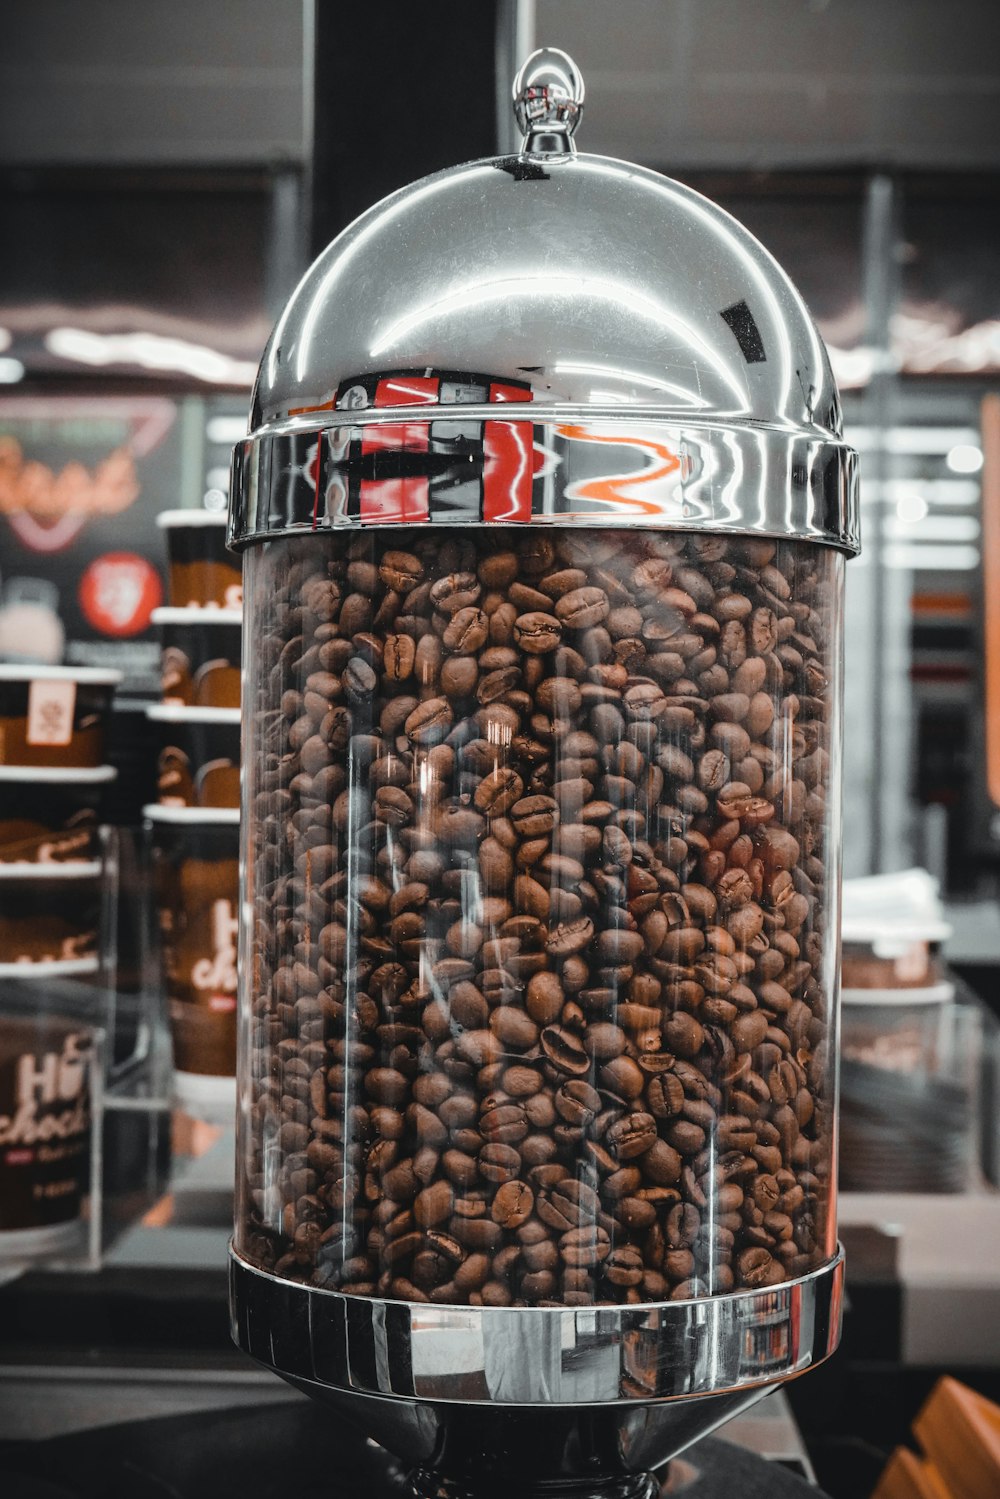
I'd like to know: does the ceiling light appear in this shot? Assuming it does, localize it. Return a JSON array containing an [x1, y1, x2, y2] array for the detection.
[[895, 493, 928, 524], [45, 327, 256, 386], [946, 443, 983, 474], [206, 416, 250, 444]]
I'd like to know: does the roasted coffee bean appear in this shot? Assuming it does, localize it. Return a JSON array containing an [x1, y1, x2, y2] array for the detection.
[[540, 1026, 591, 1076], [479, 1143, 523, 1184], [555, 587, 610, 630], [606, 1112, 658, 1159], [561, 1225, 611, 1266], [647, 1072, 685, 1120], [240, 526, 836, 1307], [491, 1179, 534, 1228], [404, 697, 453, 745], [513, 612, 563, 654], [555, 1079, 602, 1127], [546, 917, 594, 957], [603, 1244, 644, 1287]]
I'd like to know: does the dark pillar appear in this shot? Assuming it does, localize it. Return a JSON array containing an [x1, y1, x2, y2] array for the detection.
[[306, 0, 501, 259]]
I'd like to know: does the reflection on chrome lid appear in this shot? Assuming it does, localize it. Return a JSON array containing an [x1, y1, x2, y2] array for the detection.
[[234, 51, 857, 555]]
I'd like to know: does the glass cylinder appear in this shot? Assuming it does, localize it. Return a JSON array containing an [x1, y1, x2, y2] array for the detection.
[[234, 523, 842, 1307]]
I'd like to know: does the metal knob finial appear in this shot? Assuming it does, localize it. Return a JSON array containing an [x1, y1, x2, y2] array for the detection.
[[512, 47, 584, 155]]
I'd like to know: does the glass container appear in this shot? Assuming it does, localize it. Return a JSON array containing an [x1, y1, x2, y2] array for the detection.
[[228, 48, 859, 1499], [236, 526, 843, 1307]]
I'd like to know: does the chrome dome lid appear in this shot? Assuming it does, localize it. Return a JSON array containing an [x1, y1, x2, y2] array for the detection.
[[231, 49, 858, 553]]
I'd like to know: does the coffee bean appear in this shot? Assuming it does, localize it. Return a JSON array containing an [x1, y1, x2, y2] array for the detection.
[[603, 1244, 644, 1287], [413, 1181, 454, 1228], [555, 1079, 602, 1127], [379, 551, 423, 592], [607, 1112, 658, 1159], [647, 1072, 685, 1120], [560, 1225, 611, 1266], [475, 767, 524, 816], [240, 527, 836, 1307], [480, 1101, 529, 1144], [513, 612, 563, 654], [443, 607, 489, 653], [555, 587, 610, 630], [510, 795, 559, 837], [479, 1143, 522, 1183], [491, 1180, 534, 1228], [546, 917, 594, 957], [404, 697, 453, 745], [540, 1026, 591, 1076], [525, 970, 564, 1024]]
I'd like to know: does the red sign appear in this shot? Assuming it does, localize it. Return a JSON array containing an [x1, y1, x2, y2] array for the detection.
[[78, 551, 162, 638]]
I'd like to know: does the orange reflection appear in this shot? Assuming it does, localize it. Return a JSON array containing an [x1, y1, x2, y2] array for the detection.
[[557, 423, 681, 514]]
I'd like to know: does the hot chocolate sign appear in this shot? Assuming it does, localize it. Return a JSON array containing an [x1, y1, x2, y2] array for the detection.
[[191, 897, 238, 1002], [0, 1029, 91, 1149], [0, 1022, 93, 1236]]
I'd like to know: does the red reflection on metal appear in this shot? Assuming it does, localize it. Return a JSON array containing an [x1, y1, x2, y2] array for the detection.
[[488, 383, 533, 404], [374, 376, 439, 407], [359, 476, 430, 525], [361, 423, 431, 456], [483, 420, 534, 522]]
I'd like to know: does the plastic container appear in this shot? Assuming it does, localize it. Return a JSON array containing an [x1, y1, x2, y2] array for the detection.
[[146, 805, 239, 1122], [153, 606, 242, 708], [146, 704, 241, 809], [841, 989, 978, 1192], [157, 509, 243, 611], [0, 764, 115, 864], [841, 868, 951, 991], [0, 666, 121, 769], [0, 1012, 96, 1257]]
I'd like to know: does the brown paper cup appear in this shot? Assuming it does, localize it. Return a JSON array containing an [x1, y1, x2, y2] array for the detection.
[[0, 863, 102, 968], [0, 667, 121, 769], [0, 765, 115, 865], [146, 805, 239, 1089], [153, 606, 242, 709], [147, 705, 241, 809], [157, 510, 243, 611], [0, 1012, 94, 1254]]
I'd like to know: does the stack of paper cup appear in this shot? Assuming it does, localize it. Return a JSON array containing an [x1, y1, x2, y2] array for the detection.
[[0, 1010, 96, 1259], [0, 665, 118, 1261], [147, 508, 241, 1121], [0, 666, 121, 977]]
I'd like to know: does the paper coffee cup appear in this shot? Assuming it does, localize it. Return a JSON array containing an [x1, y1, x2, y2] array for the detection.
[[157, 510, 243, 611], [153, 606, 242, 709], [0, 666, 121, 770], [146, 805, 239, 1092], [147, 705, 241, 809], [0, 1013, 95, 1256], [0, 862, 102, 967], [0, 765, 115, 865]]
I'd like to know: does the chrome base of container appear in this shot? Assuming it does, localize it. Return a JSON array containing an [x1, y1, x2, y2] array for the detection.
[[230, 1245, 843, 1497]]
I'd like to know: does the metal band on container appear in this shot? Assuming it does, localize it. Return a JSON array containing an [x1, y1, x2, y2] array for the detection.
[[230, 1246, 844, 1406], [229, 413, 859, 555]]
